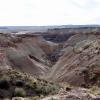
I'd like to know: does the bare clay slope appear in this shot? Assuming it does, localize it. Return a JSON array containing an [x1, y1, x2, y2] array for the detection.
[[7, 36, 58, 76], [49, 33, 100, 86], [0, 33, 58, 76]]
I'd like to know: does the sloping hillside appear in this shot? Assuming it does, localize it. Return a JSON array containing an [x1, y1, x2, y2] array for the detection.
[[49, 33, 100, 87], [0, 28, 100, 99], [0, 33, 58, 77]]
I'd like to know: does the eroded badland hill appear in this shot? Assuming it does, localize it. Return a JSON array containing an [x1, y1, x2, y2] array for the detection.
[[0, 27, 100, 99]]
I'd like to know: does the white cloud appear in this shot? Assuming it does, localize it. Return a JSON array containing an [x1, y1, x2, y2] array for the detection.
[[0, 0, 100, 25]]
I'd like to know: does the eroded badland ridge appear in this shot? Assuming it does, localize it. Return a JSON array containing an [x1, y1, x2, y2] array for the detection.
[[0, 26, 100, 99]]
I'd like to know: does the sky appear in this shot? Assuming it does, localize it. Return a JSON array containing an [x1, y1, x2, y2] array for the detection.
[[0, 0, 100, 26]]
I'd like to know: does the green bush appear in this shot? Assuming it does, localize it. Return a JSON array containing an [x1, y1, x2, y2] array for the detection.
[[14, 88, 26, 97]]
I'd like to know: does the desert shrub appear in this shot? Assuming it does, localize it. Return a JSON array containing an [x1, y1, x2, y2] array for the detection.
[[14, 88, 26, 97], [30, 82, 59, 96], [32, 82, 37, 88], [50, 97, 57, 100], [15, 80, 25, 87], [38, 83, 58, 95], [31, 96, 40, 100], [0, 69, 60, 98], [11, 97, 24, 100], [81, 84, 87, 88], [0, 78, 10, 89], [83, 44, 90, 50], [81, 69, 88, 74], [50, 84, 59, 95], [3, 98, 10, 100], [90, 86, 100, 95], [90, 74, 98, 82]]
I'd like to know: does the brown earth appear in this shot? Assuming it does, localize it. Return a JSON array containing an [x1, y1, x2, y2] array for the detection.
[[49, 33, 100, 87], [0, 28, 100, 99], [0, 28, 100, 87]]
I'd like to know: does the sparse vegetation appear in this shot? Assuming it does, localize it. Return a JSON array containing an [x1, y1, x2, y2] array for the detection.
[[83, 43, 91, 50], [15, 80, 25, 87], [0, 69, 60, 98], [30, 96, 40, 100], [28, 79, 59, 96], [14, 88, 26, 97], [50, 97, 57, 100], [90, 86, 100, 95], [0, 76, 10, 89]]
